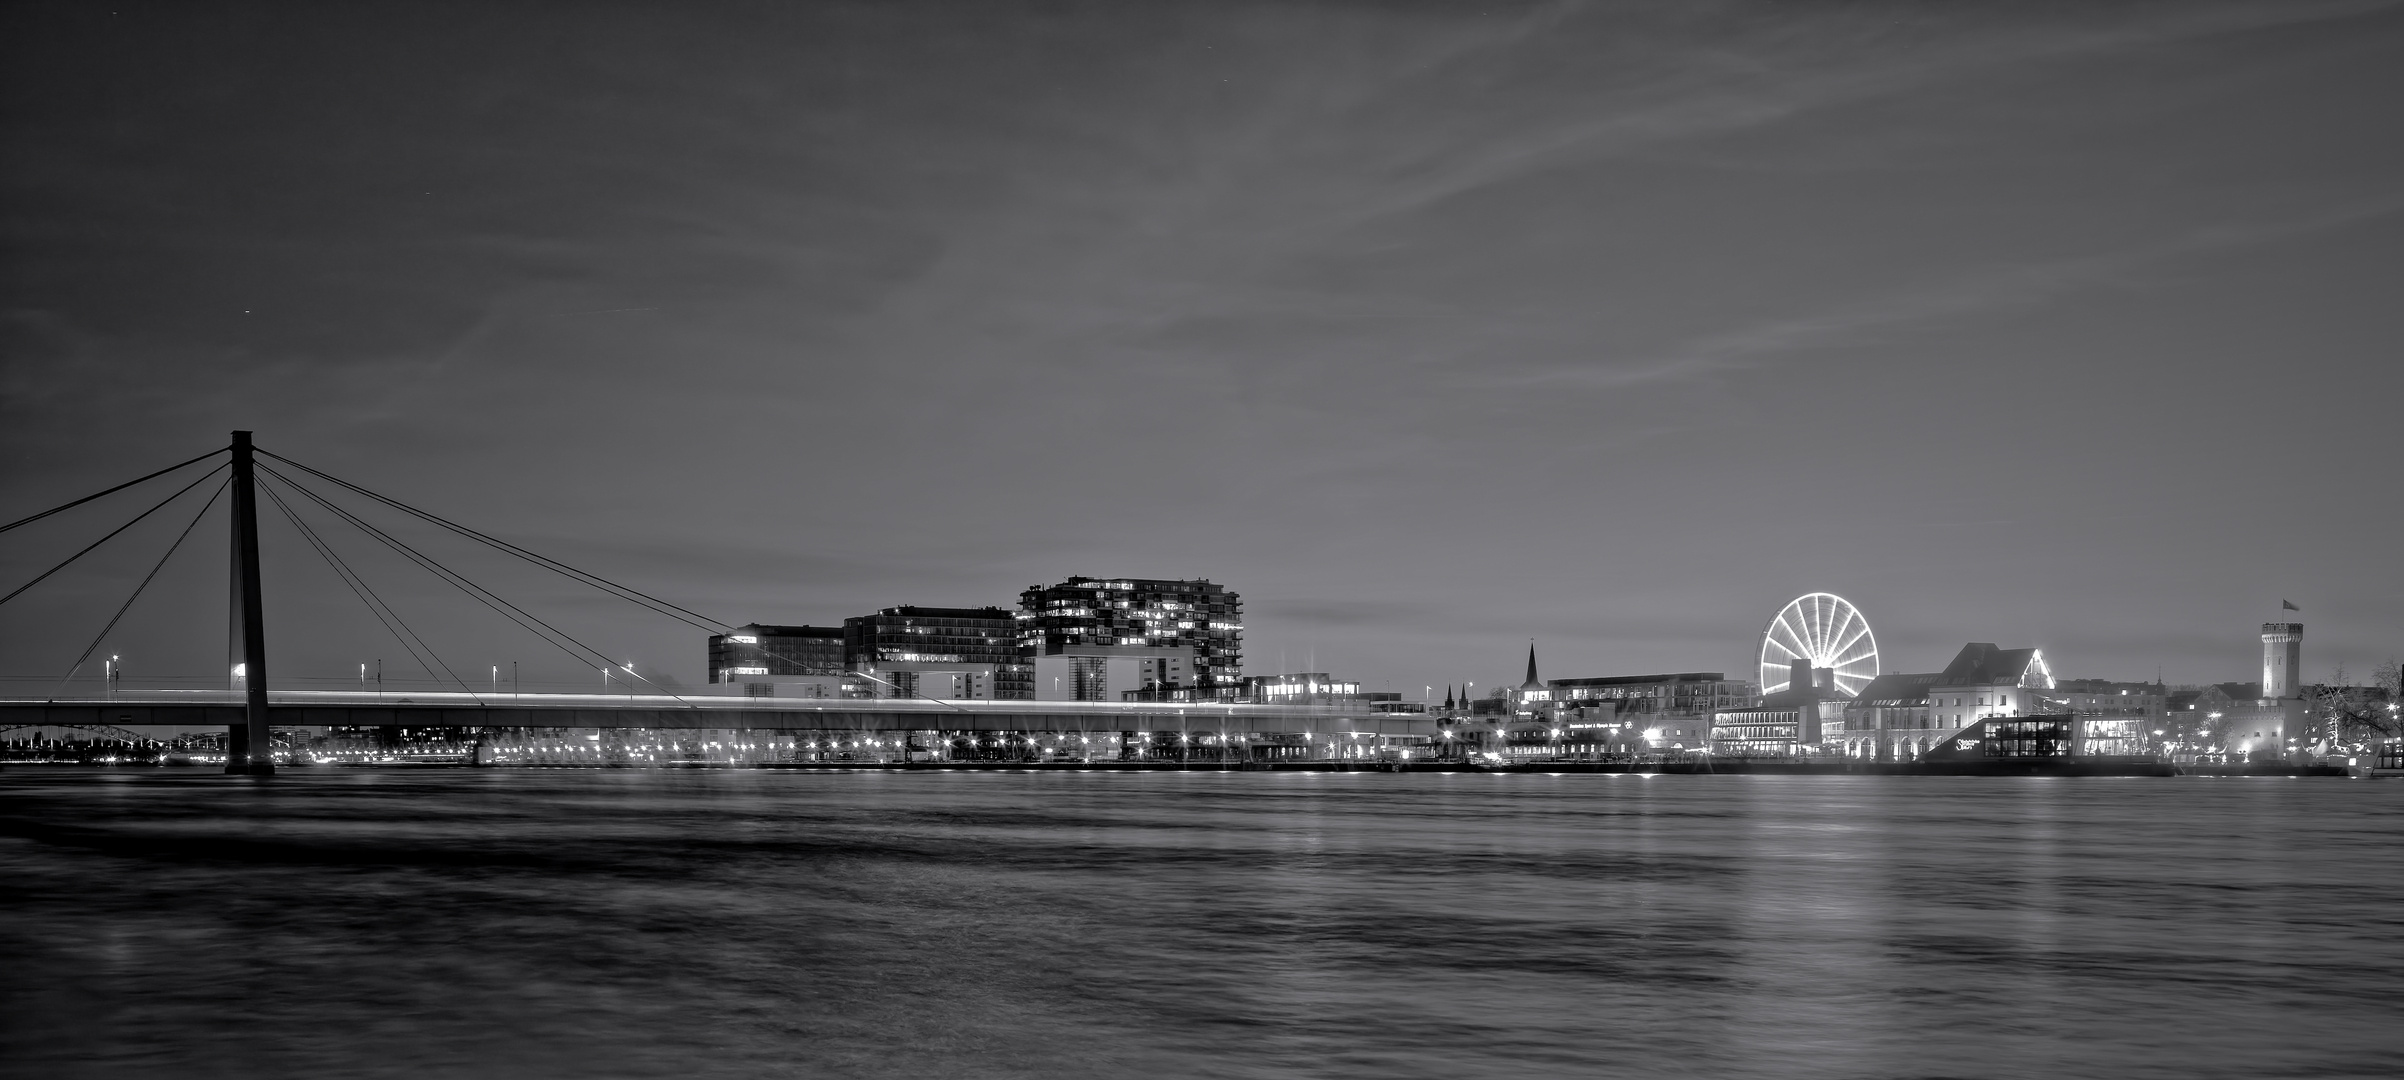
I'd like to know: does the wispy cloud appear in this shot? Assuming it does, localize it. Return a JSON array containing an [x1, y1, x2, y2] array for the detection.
[[1503, 193, 2404, 391], [1332, 0, 2404, 227]]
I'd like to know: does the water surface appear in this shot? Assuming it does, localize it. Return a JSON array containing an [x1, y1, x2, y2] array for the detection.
[[3, 770, 2397, 1079]]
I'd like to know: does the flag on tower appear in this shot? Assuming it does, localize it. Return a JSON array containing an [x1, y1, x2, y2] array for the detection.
[[2282, 599, 2300, 611]]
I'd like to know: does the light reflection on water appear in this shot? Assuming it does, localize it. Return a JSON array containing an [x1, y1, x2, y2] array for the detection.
[[2, 770, 2398, 1079]]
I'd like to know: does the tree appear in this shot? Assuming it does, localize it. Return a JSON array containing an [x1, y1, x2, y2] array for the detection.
[[2314, 664, 2399, 747]]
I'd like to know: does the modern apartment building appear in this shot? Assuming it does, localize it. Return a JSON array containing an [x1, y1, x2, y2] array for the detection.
[[1017, 577, 1242, 701]]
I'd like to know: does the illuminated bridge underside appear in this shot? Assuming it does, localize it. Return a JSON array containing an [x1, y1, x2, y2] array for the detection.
[[0, 695, 1435, 736]]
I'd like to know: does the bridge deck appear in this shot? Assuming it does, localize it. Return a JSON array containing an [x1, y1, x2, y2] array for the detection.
[[0, 692, 1438, 735]]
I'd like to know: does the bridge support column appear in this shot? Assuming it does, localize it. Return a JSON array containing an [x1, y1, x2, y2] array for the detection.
[[226, 430, 273, 776]]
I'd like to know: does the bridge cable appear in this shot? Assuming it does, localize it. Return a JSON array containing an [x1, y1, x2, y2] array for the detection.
[[258, 477, 451, 694], [0, 461, 231, 612], [0, 446, 227, 538], [257, 465, 697, 707], [260, 465, 625, 691], [256, 450, 730, 633], [257, 473, 475, 700], [52, 476, 231, 700]]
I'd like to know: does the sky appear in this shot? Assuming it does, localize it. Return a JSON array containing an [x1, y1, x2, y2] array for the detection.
[[4, 0, 2401, 697]]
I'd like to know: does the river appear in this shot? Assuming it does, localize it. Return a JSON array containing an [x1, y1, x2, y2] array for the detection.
[[2, 769, 2397, 1079]]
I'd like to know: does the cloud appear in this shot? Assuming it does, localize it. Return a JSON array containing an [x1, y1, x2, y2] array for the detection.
[[1505, 192, 2404, 391], [1329, 0, 2404, 227]]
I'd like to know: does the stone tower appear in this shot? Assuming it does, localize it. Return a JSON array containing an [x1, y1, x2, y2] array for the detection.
[[2261, 623, 2303, 700]]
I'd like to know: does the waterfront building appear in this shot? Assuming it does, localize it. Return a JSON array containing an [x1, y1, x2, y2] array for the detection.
[[1711, 659, 1852, 756], [1837, 672, 1941, 760], [2225, 623, 2307, 759], [1548, 671, 1746, 753], [844, 606, 1032, 700], [2038, 679, 2166, 757], [1017, 576, 1242, 701], [1550, 673, 1752, 722], [1553, 700, 1633, 755], [1918, 714, 2081, 761], [1235, 672, 1359, 705], [2143, 619, 2308, 763], [1927, 643, 2055, 733]]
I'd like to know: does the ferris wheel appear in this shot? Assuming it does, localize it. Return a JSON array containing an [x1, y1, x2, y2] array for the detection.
[[1758, 592, 1879, 696]]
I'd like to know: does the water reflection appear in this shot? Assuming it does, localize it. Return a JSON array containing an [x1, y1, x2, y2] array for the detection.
[[1, 771, 2397, 1079]]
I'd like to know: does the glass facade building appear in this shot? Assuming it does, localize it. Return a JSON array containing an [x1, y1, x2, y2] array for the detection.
[[1017, 577, 1243, 699], [843, 606, 1032, 700], [707, 624, 845, 684], [1550, 672, 1757, 717]]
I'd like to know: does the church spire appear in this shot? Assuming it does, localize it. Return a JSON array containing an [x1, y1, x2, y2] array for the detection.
[[1520, 640, 1542, 691]]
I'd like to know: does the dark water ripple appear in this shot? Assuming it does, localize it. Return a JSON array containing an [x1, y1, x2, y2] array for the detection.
[[2, 770, 2399, 1079]]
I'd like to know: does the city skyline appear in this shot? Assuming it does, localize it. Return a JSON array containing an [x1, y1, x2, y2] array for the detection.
[[2, 8, 2398, 1075], [5, 2, 2401, 696]]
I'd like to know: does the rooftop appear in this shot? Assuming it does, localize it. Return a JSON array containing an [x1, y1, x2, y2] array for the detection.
[[1849, 671, 1941, 705], [1937, 643, 2044, 687], [1550, 672, 1731, 687]]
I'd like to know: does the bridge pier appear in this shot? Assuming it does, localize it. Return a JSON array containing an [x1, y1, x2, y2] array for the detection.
[[224, 430, 273, 776]]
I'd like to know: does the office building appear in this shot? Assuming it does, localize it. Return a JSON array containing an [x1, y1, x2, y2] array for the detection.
[[844, 606, 1032, 700], [708, 624, 846, 696], [1017, 577, 1242, 701], [709, 624, 844, 682]]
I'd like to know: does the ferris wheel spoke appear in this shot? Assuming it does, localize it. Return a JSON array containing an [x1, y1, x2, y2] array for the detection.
[[1815, 597, 1844, 654], [1827, 610, 1865, 654], [1758, 593, 1878, 698]]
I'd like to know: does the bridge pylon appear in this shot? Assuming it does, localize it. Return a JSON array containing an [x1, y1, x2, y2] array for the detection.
[[225, 431, 272, 776]]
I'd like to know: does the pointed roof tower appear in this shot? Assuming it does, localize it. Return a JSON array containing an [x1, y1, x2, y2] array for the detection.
[[1442, 685, 1456, 710], [1519, 640, 1543, 693]]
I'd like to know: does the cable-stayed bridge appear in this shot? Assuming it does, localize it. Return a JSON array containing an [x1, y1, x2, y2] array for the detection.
[[2, 433, 1435, 771], [1, 690, 1428, 736]]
